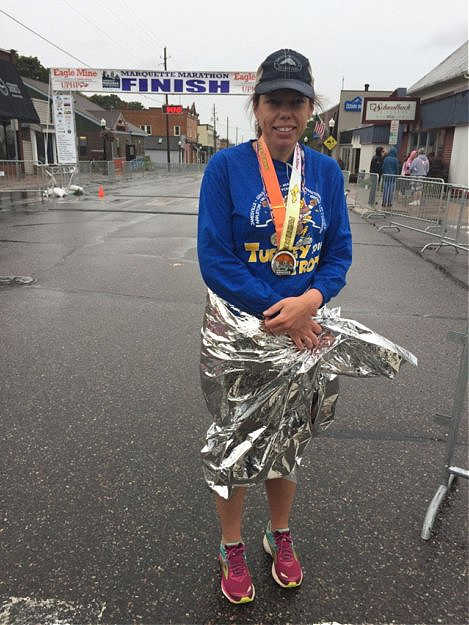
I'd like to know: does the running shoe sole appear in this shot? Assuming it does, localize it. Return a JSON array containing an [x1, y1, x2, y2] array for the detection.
[[263, 534, 303, 588], [220, 579, 255, 604]]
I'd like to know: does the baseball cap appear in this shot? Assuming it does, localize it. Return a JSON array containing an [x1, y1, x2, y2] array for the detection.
[[254, 49, 314, 98]]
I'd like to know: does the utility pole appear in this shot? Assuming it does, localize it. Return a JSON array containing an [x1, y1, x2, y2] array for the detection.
[[163, 46, 171, 169], [212, 103, 217, 154], [226, 116, 229, 148]]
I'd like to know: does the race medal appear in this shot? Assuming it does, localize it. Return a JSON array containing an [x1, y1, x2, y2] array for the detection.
[[271, 250, 297, 276], [255, 136, 303, 276]]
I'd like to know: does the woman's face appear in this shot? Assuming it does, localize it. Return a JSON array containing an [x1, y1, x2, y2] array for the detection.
[[254, 90, 313, 157]]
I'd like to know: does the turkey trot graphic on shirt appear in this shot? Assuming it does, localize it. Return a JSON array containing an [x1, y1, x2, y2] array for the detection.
[[245, 183, 325, 275]]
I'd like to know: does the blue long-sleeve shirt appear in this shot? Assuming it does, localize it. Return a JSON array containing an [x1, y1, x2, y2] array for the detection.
[[197, 141, 352, 316]]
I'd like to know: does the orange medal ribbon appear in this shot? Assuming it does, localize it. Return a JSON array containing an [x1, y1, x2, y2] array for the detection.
[[255, 135, 288, 243], [255, 135, 302, 252]]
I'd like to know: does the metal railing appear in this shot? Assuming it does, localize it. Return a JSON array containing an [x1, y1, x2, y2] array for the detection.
[[147, 161, 206, 172], [0, 160, 49, 207], [354, 171, 379, 210], [354, 174, 469, 253], [421, 329, 468, 540], [0, 160, 48, 190]]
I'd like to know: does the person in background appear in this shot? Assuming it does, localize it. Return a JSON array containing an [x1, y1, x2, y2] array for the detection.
[[410, 148, 429, 177], [369, 146, 385, 205], [401, 149, 417, 176], [409, 148, 430, 206], [381, 147, 400, 207], [370, 146, 385, 178]]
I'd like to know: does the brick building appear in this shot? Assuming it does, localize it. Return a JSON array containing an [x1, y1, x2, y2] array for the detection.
[[122, 103, 200, 163]]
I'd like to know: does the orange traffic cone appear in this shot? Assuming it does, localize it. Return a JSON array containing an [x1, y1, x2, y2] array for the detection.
[[98, 185, 105, 198]]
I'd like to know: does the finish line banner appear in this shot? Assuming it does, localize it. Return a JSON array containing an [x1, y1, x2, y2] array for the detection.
[[51, 68, 256, 95]]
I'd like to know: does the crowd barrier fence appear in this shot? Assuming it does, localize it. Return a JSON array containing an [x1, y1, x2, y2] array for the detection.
[[354, 173, 468, 253], [421, 329, 468, 540]]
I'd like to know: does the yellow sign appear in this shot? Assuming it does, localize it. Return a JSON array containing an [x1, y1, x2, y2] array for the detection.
[[323, 135, 337, 150]]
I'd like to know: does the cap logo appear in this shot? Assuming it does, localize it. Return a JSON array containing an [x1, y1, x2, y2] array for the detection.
[[273, 54, 302, 73]]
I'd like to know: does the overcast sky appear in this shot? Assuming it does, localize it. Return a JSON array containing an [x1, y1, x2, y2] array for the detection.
[[2, 0, 467, 142]]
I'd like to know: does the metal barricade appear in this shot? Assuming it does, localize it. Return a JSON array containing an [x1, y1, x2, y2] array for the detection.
[[421, 329, 468, 540], [0, 160, 48, 206], [373, 175, 445, 223], [40, 164, 78, 191], [375, 177, 469, 253], [426, 184, 469, 253], [354, 171, 379, 211]]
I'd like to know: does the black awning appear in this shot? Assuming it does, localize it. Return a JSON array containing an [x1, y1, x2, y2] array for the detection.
[[0, 59, 40, 123]]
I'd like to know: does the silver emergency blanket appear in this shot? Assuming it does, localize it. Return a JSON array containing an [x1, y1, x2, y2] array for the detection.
[[200, 290, 418, 499]]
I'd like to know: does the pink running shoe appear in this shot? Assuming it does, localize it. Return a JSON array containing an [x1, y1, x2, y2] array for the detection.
[[263, 522, 303, 588], [218, 542, 255, 604]]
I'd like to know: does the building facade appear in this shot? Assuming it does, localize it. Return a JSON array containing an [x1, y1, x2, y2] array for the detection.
[[122, 104, 200, 163], [197, 123, 215, 162], [330, 87, 393, 174], [0, 49, 40, 163], [21, 77, 146, 163], [405, 41, 468, 185]]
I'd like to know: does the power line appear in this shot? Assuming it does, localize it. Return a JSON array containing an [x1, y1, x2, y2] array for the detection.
[[59, 0, 141, 65], [115, 0, 160, 50], [92, 0, 159, 57], [56, 0, 165, 108], [0, 7, 90, 66]]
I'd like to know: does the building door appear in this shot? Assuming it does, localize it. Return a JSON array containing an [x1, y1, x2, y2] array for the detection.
[[0, 121, 18, 160], [353, 148, 361, 174]]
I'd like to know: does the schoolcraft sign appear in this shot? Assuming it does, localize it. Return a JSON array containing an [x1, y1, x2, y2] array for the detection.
[[362, 97, 418, 122], [51, 68, 257, 95]]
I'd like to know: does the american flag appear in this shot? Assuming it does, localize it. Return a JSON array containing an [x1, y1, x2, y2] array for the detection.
[[313, 116, 326, 139]]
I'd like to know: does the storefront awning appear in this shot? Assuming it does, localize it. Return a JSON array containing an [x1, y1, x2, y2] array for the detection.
[[0, 60, 40, 123]]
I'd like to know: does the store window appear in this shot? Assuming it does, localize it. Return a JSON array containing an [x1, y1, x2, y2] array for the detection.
[[78, 136, 88, 158], [35, 132, 54, 163], [408, 132, 418, 151], [0, 122, 18, 160], [0, 124, 7, 160]]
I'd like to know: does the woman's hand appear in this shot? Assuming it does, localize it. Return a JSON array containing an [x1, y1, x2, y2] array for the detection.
[[263, 289, 324, 350]]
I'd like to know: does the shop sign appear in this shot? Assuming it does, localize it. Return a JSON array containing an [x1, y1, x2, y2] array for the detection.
[[389, 119, 399, 145], [363, 98, 417, 122], [344, 96, 362, 112]]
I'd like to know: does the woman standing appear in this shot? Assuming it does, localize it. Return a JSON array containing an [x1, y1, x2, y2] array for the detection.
[[381, 147, 400, 207], [401, 149, 417, 176], [370, 146, 385, 178], [197, 49, 352, 604]]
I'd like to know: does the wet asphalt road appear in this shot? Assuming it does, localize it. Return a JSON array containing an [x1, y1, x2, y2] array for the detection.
[[0, 171, 467, 625]]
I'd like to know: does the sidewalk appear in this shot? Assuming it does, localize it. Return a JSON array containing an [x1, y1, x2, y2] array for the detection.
[[346, 183, 468, 289]]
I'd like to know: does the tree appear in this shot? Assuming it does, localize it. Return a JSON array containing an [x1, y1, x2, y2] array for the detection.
[[126, 101, 144, 110], [11, 52, 49, 83], [88, 94, 144, 110]]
